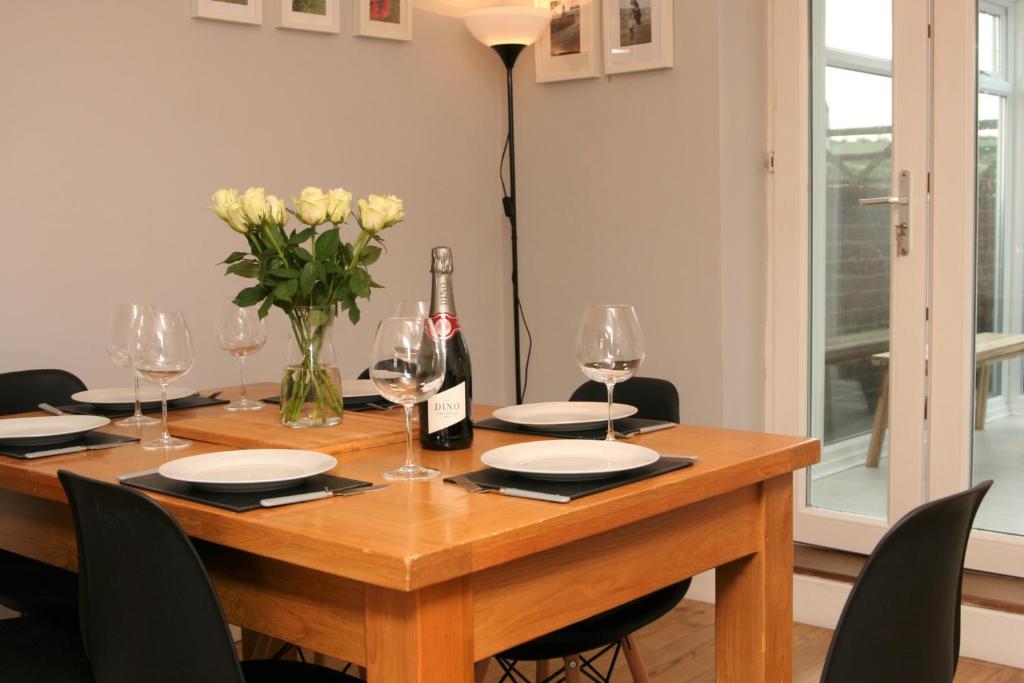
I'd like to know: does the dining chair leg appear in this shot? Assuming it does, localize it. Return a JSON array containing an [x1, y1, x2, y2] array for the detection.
[[621, 635, 652, 683], [536, 659, 550, 682], [358, 665, 368, 679], [474, 659, 490, 683], [563, 656, 582, 683]]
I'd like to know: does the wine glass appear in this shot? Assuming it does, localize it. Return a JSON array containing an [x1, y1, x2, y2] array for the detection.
[[216, 299, 266, 411], [107, 304, 160, 427], [131, 310, 196, 450], [369, 316, 446, 480], [391, 300, 429, 318], [576, 305, 645, 441]]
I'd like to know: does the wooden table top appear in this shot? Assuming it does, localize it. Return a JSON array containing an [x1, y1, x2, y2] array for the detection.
[[0, 384, 819, 592]]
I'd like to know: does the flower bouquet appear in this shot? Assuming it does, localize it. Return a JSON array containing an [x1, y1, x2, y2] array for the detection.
[[210, 186, 404, 427]]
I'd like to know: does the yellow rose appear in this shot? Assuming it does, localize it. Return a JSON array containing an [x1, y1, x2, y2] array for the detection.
[[325, 187, 352, 224], [224, 200, 250, 234], [266, 195, 288, 227], [241, 187, 266, 225], [361, 194, 404, 231], [357, 197, 386, 232], [293, 186, 329, 226], [210, 188, 239, 221]]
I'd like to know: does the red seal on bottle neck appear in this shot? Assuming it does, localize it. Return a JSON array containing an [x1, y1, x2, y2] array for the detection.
[[432, 312, 460, 341]]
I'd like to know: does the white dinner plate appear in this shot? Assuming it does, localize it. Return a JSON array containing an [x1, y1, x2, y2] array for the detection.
[[158, 449, 338, 493], [71, 386, 196, 407], [482, 440, 660, 481], [0, 415, 111, 446], [491, 401, 638, 432], [343, 379, 380, 400]]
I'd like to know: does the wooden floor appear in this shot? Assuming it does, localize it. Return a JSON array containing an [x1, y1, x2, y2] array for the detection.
[[481, 600, 1024, 683]]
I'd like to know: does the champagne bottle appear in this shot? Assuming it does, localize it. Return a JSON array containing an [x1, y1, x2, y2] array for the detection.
[[419, 246, 473, 450]]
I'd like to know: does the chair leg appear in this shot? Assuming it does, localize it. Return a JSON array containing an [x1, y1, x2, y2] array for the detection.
[[536, 659, 550, 682], [475, 659, 490, 683], [563, 656, 582, 683], [621, 635, 652, 683]]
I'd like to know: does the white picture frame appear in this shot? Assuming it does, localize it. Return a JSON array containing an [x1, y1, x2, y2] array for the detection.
[[354, 0, 413, 41], [602, 0, 673, 74], [535, 0, 602, 83], [276, 0, 341, 33], [190, 0, 263, 25]]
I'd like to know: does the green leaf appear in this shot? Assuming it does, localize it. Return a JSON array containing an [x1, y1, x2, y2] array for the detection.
[[315, 227, 340, 259], [294, 246, 313, 262], [350, 269, 371, 298], [348, 303, 361, 325], [288, 227, 316, 245], [299, 262, 316, 296], [360, 245, 382, 265], [257, 293, 274, 319], [315, 261, 328, 283], [309, 309, 329, 326], [270, 267, 300, 279], [273, 279, 298, 302], [322, 262, 342, 275], [369, 278, 384, 289], [234, 286, 267, 308], [221, 251, 247, 264], [225, 261, 259, 278]]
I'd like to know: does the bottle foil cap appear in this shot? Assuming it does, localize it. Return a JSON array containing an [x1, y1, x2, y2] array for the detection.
[[431, 246, 453, 274]]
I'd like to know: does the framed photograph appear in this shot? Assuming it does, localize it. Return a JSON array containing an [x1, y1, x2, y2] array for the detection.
[[190, 0, 263, 25], [354, 0, 413, 41], [276, 0, 341, 33], [602, 0, 672, 74], [535, 0, 602, 83]]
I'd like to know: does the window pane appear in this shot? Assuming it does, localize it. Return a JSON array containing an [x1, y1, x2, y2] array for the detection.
[[825, 0, 892, 60], [978, 11, 999, 75]]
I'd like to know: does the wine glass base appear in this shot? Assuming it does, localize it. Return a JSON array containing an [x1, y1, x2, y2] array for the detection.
[[225, 399, 265, 412], [382, 465, 440, 481], [141, 436, 192, 450], [117, 414, 161, 427]]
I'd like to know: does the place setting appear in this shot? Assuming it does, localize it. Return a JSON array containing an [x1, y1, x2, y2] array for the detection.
[[0, 413, 139, 460]]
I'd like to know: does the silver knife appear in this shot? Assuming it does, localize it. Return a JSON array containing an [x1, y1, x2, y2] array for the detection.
[[659, 453, 700, 463], [622, 422, 678, 437], [489, 487, 572, 504], [260, 484, 389, 508], [117, 467, 160, 482], [24, 441, 135, 459]]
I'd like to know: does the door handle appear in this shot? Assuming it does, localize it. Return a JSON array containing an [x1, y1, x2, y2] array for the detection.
[[859, 169, 911, 257]]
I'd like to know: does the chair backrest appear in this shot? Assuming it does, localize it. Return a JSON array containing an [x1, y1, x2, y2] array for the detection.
[[820, 480, 992, 683], [58, 471, 245, 683], [569, 377, 680, 423], [0, 369, 87, 415]]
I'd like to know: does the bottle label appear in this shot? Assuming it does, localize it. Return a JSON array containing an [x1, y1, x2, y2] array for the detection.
[[428, 382, 466, 434], [432, 312, 460, 341]]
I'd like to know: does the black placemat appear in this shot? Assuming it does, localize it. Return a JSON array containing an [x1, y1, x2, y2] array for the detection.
[[444, 456, 694, 502], [474, 416, 676, 440], [57, 394, 230, 418], [119, 472, 372, 513], [0, 431, 139, 459], [260, 395, 398, 412]]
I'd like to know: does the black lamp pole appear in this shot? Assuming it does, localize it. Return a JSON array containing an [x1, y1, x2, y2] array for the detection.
[[492, 43, 527, 404]]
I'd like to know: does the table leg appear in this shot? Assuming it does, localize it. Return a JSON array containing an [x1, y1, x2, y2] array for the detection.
[[365, 577, 474, 682], [975, 364, 992, 430], [866, 370, 889, 468], [715, 476, 793, 683]]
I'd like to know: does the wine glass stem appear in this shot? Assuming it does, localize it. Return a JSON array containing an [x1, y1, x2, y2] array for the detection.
[[160, 385, 170, 442], [605, 381, 616, 441], [403, 404, 415, 470], [133, 375, 144, 418], [239, 355, 248, 402]]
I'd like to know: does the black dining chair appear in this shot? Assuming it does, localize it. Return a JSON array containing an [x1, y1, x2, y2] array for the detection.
[[0, 614, 94, 682], [58, 471, 361, 683], [0, 369, 85, 618], [490, 377, 687, 682], [819, 480, 992, 683], [569, 376, 680, 423]]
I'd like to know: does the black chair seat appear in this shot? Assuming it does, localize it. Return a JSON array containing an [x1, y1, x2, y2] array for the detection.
[[0, 369, 87, 416], [570, 377, 680, 423], [0, 615, 93, 682], [0, 548, 78, 617], [499, 579, 690, 662], [240, 659, 361, 682]]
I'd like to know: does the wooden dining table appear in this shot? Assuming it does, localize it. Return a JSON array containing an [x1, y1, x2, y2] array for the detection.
[[0, 384, 819, 682]]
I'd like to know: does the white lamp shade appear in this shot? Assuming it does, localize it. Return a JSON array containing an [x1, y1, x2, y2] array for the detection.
[[463, 6, 550, 47]]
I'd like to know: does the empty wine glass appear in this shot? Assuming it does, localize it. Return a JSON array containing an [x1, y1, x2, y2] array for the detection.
[[369, 316, 446, 480], [108, 303, 160, 427], [391, 299, 429, 318], [131, 310, 196, 450], [217, 299, 266, 411], [576, 305, 645, 441]]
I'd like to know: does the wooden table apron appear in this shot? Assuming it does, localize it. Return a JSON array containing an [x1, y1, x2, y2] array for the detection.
[[0, 386, 819, 683]]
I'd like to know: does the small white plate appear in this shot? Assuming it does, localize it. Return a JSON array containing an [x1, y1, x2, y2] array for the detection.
[[158, 449, 338, 493], [72, 386, 196, 407], [0, 415, 111, 446], [343, 379, 380, 400], [492, 401, 638, 432], [482, 440, 660, 481]]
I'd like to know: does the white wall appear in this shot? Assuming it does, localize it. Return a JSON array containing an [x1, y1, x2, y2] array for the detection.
[[0, 0, 767, 427], [511, 0, 767, 428]]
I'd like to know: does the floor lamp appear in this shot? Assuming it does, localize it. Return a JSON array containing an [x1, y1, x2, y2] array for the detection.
[[464, 5, 549, 405]]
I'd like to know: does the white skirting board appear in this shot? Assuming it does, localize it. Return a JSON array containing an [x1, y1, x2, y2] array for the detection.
[[685, 570, 1024, 669]]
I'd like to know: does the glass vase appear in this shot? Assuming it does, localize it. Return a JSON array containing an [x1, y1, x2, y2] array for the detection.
[[280, 306, 344, 428]]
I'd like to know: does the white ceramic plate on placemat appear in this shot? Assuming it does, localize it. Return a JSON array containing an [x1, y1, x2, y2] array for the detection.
[[72, 386, 196, 408], [0, 415, 111, 446], [491, 401, 638, 432], [342, 379, 380, 400], [481, 440, 659, 481], [159, 449, 338, 493]]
